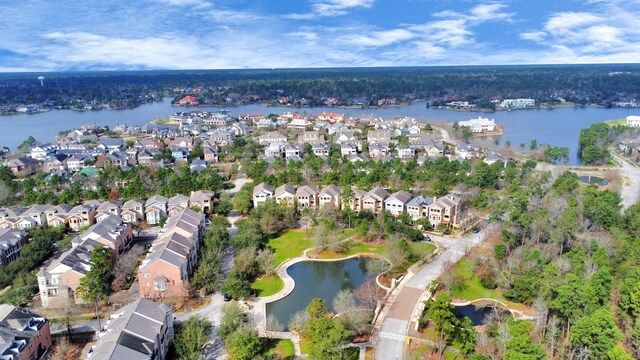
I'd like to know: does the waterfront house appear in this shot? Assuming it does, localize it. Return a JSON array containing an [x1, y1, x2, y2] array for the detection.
[[626, 115, 640, 128], [88, 298, 173, 360], [98, 137, 125, 152], [384, 191, 413, 216], [253, 183, 275, 208], [6, 157, 38, 177], [457, 117, 497, 133], [30, 143, 57, 161]]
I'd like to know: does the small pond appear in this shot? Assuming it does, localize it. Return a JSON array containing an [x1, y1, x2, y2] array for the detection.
[[266, 257, 377, 330], [452, 305, 511, 326], [578, 175, 609, 186]]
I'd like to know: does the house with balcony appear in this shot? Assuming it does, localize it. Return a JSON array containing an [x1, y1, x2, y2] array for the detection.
[[189, 190, 215, 213], [168, 195, 190, 217], [44, 154, 69, 172], [253, 183, 275, 208], [44, 204, 72, 228], [319, 185, 342, 208], [398, 145, 417, 159], [0, 228, 28, 266], [340, 143, 358, 156], [296, 186, 319, 208], [0, 305, 52, 360], [362, 187, 390, 213], [427, 194, 463, 228], [384, 191, 413, 216], [89, 298, 173, 360], [67, 203, 98, 231], [274, 184, 296, 206], [312, 142, 331, 157], [20, 205, 52, 227], [96, 200, 123, 223], [406, 196, 434, 221], [30, 143, 58, 161]]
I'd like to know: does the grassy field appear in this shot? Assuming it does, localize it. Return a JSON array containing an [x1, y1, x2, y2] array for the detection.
[[266, 229, 314, 266], [252, 275, 284, 297], [316, 239, 435, 260], [410, 344, 459, 360], [265, 339, 295, 359], [604, 118, 626, 127], [299, 338, 310, 354], [450, 257, 504, 301]]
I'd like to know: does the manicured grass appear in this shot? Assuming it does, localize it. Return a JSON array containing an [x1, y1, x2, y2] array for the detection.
[[299, 338, 310, 354], [604, 118, 626, 127], [266, 230, 313, 266], [316, 240, 436, 260], [411, 344, 459, 360], [265, 338, 295, 359], [450, 258, 504, 301], [412, 241, 437, 258], [252, 275, 284, 297]]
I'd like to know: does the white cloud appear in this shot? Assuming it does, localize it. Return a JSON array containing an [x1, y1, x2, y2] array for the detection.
[[347, 29, 414, 47], [519, 31, 546, 42], [434, 3, 513, 23], [208, 8, 264, 23], [544, 12, 602, 33], [151, 0, 207, 6], [285, 0, 373, 19]]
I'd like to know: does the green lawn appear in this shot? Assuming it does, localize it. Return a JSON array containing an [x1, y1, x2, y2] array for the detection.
[[450, 257, 504, 301], [411, 344, 459, 360], [265, 339, 295, 359], [299, 338, 310, 355], [252, 275, 284, 297], [317, 240, 435, 260], [298, 339, 358, 359], [266, 230, 313, 266], [603, 118, 626, 127]]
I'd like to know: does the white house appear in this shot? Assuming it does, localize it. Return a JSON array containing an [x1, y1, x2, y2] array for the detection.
[[458, 117, 497, 133], [383, 191, 412, 216], [253, 183, 275, 207], [626, 115, 640, 128]]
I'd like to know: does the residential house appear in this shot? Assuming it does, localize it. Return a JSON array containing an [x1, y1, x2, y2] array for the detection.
[[67, 203, 98, 231], [287, 118, 313, 130], [44, 205, 72, 228], [171, 147, 189, 163], [0, 228, 28, 266], [98, 138, 125, 153], [407, 196, 434, 221], [319, 185, 342, 208], [44, 154, 69, 172], [368, 143, 389, 158], [427, 194, 463, 228], [344, 187, 368, 212], [341, 143, 358, 156], [168, 195, 190, 217], [30, 143, 57, 161], [67, 155, 88, 172], [6, 157, 38, 177], [457, 117, 497, 133], [137, 209, 204, 299], [96, 200, 123, 223], [317, 112, 344, 123], [274, 185, 296, 206], [88, 298, 173, 360], [256, 118, 276, 129], [134, 139, 161, 150], [190, 159, 208, 173], [70, 215, 133, 258], [189, 190, 215, 213], [427, 142, 446, 157], [264, 143, 284, 158], [398, 146, 417, 159], [367, 130, 393, 144], [0, 305, 51, 360], [122, 199, 145, 223], [145, 195, 169, 225], [258, 131, 287, 145], [299, 131, 323, 144], [20, 205, 52, 227], [253, 183, 275, 208], [170, 137, 194, 151], [455, 144, 479, 159], [362, 187, 390, 213], [312, 142, 330, 157], [284, 144, 302, 160], [231, 123, 250, 136], [204, 146, 219, 163], [384, 191, 413, 216], [296, 186, 319, 208]]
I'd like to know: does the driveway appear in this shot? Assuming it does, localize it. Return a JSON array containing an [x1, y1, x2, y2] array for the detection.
[[375, 229, 489, 360]]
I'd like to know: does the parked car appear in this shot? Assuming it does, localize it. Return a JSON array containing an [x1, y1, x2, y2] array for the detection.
[[423, 234, 432, 241], [223, 294, 231, 302], [472, 227, 480, 233]]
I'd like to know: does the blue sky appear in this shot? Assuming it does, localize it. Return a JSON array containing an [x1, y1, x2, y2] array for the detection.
[[0, 0, 639, 71]]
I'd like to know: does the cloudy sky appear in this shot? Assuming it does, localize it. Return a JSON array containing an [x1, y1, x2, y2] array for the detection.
[[0, 0, 639, 72]]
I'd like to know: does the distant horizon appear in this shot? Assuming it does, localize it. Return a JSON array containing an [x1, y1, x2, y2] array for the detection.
[[2, 1, 640, 72], [3, 63, 640, 76]]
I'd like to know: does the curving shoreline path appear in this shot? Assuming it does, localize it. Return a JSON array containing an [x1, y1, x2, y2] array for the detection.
[[253, 247, 390, 336]]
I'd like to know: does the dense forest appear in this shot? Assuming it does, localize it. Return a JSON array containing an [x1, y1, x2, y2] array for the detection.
[[2, 64, 640, 109]]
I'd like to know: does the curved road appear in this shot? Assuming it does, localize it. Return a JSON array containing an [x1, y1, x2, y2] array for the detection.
[[374, 229, 489, 360]]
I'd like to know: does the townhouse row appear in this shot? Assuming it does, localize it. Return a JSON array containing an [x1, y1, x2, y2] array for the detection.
[[0, 190, 214, 232], [0, 305, 52, 360], [253, 183, 463, 227], [137, 208, 205, 300]]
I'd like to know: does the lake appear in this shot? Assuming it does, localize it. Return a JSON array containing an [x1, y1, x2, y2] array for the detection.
[[1, 99, 637, 164], [266, 258, 373, 330], [452, 304, 511, 326]]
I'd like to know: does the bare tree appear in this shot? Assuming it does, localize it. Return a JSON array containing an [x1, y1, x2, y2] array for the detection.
[[49, 337, 81, 360], [256, 248, 276, 277], [288, 311, 308, 334], [355, 278, 385, 309], [533, 297, 548, 339], [333, 289, 357, 315], [112, 245, 144, 292], [311, 224, 329, 253], [266, 314, 283, 333], [547, 315, 560, 359]]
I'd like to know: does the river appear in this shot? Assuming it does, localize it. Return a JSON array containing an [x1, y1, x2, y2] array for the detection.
[[1, 99, 637, 164]]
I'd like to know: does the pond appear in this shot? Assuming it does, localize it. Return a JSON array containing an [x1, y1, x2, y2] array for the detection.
[[266, 257, 377, 330], [452, 305, 511, 326], [578, 175, 609, 186]]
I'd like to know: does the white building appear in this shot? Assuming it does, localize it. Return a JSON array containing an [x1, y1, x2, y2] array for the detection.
[[457, 117, 497, 133], [626, 115, 640, 128], [498, 98, 535, 109]]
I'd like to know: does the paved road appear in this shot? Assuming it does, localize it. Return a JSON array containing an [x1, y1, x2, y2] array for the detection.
[[610, 153, 640, 210], [375, 230, 489, 360]]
